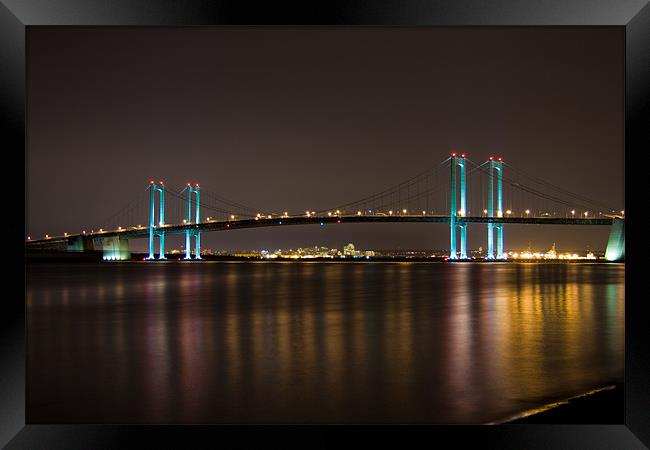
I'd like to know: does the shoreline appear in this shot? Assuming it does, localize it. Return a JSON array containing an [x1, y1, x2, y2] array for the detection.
[[26, 251, 620, 264], [490, 383, 623, 425]]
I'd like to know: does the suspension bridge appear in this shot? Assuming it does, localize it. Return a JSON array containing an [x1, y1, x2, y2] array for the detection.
[[25, 153, 625, 261]]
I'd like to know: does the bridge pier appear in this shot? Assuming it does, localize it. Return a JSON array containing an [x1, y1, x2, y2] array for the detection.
[[101, 236, 131, 261], [66, 236, 85, 252], [605, 217, 625, 261]]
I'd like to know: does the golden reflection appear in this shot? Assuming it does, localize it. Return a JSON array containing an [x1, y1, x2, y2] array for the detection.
[[493, 263, 624, 404]]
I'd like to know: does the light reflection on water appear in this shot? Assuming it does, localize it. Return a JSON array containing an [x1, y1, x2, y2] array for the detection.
[[27, 262, 624, 423]]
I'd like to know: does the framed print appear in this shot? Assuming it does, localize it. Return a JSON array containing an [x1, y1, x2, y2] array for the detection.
[[2, 0, 648, 448]]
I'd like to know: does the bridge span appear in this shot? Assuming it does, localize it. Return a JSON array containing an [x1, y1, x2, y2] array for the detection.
[[26, 214, 615, 243], [26, 214, 622, 260]]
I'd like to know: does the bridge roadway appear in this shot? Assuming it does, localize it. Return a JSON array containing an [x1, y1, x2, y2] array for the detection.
[[26, 215, 616, 246]]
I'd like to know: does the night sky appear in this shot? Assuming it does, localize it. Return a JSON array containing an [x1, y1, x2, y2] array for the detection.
[[27, 27, 624, 253]]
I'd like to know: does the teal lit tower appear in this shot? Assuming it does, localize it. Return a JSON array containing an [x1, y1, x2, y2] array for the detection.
[[147, 180, 166, 260], [449, 152, 468, 259], [184, 182, 202, 259], [486, 156, 504, 259]]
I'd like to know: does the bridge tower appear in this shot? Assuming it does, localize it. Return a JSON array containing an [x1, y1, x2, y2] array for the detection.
[[147, 180, 166, 260], [184, 183, 202, 260], [486, 157, 504, 259], [449, 153, 468, 259]]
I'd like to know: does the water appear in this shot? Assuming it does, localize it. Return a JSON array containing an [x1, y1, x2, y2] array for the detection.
[[26, 261, 624, 424]]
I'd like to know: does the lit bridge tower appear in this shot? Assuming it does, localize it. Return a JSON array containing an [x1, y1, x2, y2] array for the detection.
[[486, 156, 504, 259], [449, 152, 468, 259], [184, 183, 201, 259], [147, 180, 166, 260]]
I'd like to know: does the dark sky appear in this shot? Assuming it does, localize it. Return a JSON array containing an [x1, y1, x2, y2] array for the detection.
[[27, 27, 624, 252]]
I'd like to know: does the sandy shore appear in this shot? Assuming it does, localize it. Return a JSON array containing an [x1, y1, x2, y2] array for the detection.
[[494, 384, 623, 424]]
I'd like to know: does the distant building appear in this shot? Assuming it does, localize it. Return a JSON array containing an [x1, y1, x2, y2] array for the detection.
[[343, 243, 356, 256]]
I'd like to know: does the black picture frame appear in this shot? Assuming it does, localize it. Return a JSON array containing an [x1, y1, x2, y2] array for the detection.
[[3, 1, 648, 448]]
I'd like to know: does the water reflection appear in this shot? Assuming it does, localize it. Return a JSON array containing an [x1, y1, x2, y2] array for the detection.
[[27, 262, 624, 423]]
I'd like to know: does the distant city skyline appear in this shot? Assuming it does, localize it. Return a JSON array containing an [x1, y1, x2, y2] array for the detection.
[[27, 27, 623, 252]]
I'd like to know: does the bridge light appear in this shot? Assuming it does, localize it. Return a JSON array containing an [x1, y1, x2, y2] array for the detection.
[[27, 236, 30, 240], [357, 211, 362, 215], [183, 219, 187, 224], [506, 210, 512, 215], [584, 211, 589, 217], [571, 210, 575, 215], [525, 209, 530, 215], [422, 210, 426, 215], [328, 212, 332, 216], [268, 215, 272, 219], [336, 210, 340, 215], [99, 229, 103, 232], [255, 217, 259, 221], [621, 210, 624, 215], [402, 209, 407, 214], [231, 215, 235, 220], [389, 210, 393, 215], [45, 234, 49, 238], [483, 209, 488, 215], [497, 210, 502, 218]]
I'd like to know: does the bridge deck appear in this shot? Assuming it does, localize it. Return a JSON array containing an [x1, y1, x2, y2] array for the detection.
[[26, 215, 616, 246]]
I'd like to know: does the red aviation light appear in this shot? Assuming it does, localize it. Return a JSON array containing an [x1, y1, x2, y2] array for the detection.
[[461, 153, 466, 158], [187, 182, 191, 187], [497, 157, 503, 161], [195, 183, 200, 187], [489, 156, 494, 161], [159, 180, 164, 185], [451, 152, 457, 157], [150, 180, 155, 184]]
